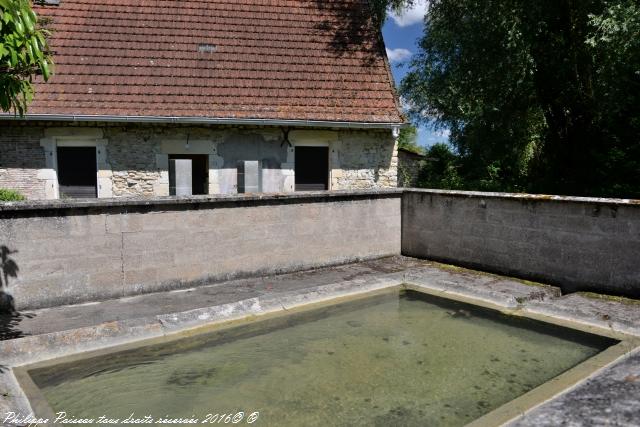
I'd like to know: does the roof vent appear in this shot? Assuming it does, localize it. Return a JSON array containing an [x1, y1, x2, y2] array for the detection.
[[38, 0, 61, 5], [197, 44, 216, 54]]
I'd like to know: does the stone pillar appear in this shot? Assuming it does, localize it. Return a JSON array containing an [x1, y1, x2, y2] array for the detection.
[[329, 140, 341, 191], [96, 139, 113, 198], [390, 128, 400, 188], [281, 146, 295, 192], [170, 159, 193, 196], [154, 154, 170, 196], [38, 138, 59, 200], [208, 144, 225, 195]]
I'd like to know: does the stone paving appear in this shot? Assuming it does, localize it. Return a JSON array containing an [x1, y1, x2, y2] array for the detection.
[[1, 256, 639, 426], [510, 348, 640, 427], [2, 256, 424, 337]]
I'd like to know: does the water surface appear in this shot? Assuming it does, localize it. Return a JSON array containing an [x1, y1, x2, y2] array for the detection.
[[31, 290, 614, 426]]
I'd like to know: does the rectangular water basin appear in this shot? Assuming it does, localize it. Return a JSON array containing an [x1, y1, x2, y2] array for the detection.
[[19, 289, 621, 426]]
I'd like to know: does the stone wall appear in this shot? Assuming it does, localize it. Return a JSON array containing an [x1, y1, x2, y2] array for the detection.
[[330, 130, 398, 190], [397, 149, 425, 187], [402, 190, 640, 298], [0, 122, 398, 200], [104, 127, 162, 197], [1, 188, 638, 310], [0, 191, 403, 310], [0, 126, 47, 199]]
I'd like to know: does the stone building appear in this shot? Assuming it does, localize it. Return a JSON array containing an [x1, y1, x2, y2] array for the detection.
[[0, 0, 404, 200], [398, 147, 427, 188]]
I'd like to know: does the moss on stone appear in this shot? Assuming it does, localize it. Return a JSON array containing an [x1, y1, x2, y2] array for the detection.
[[516, 279, 552, 289], [426, 261, 553, 289], [578, 292, 640, 306]]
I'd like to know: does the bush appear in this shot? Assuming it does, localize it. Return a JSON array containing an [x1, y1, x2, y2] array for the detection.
[[416, 143, 464, 190], [0, 189, 26, 202]]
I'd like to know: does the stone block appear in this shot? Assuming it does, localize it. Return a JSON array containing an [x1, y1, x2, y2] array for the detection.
[[402, 190, 640, 298]]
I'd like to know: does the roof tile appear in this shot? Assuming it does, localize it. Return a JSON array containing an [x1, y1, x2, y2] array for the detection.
[[20, 0, 403, 124]]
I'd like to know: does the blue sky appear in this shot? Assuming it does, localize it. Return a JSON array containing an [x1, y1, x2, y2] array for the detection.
[[381, 1, 450, 148]]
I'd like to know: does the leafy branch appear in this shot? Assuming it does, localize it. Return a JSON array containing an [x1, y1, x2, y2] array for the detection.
[[0, 0, 52, 115]]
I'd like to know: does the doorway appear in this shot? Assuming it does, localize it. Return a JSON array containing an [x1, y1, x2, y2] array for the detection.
[[57, 147, 98, 198], [169, 154, 209, 195], [295, 146, 329, 191]]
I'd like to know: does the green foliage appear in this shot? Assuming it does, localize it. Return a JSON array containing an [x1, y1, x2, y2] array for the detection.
[[0, 0, 52, 115], [398, 0, 640, 198], [369, 0, 415, 25], [415, 143, 525, 192], [416, 143, 463, 190], [584, 0, 640, 197], [0, 188, 25, 201], [397, 125, 424, 155]]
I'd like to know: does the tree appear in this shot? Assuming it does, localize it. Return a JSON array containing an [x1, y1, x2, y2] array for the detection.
[[369, 0, 415, 25], [398, 0, 640, 198], [0, 0, 52, 115], [585, 0, 640, 197], [397, 125, 424, 155], [417, 143, 464, 190]]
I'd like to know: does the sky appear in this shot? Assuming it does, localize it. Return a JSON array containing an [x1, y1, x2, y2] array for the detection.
[[382, 0, 450, 148]]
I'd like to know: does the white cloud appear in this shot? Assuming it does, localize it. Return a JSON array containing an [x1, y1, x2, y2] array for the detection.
[[435, 128, 451, 138], [386, 48, 412, 63], [398, 96, 411, 111], [422, 126, 451, 146], [389, 0, 429, 27]]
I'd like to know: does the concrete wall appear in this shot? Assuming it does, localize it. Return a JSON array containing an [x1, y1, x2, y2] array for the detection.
[[0, 191, 402, 310], [402, 190, 640, 297], [0, 122, 398, 200], [2, 187, 637, 310]]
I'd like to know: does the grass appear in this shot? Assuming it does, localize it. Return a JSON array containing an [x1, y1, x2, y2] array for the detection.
[[0, 188, 25, 202]]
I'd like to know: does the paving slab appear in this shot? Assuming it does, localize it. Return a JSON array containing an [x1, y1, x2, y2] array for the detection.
[[524, 293, 640, 337], [0, 256, 639, 427], [404, 266, 560, 309], [507, 293, 640, 427], [0, 256, 429, 339], [509, 348, 640, 427]]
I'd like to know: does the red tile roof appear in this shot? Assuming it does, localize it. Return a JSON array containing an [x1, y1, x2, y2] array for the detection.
[[21, 0, 403, 124]]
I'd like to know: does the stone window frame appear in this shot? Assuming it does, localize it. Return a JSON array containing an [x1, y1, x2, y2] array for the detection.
[[289, 130, 338, 191], [158, 139, 219, 196], [39, 128, 112, 199], [159, 137, 299, 195]]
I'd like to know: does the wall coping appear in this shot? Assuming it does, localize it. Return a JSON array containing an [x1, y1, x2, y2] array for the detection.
[[0, 189, 404, 214], [404, 189, 640, 207], [1, 188, 638, 215]]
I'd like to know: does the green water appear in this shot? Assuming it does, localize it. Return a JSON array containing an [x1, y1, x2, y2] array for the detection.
[[30, 291, 614, 426]]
